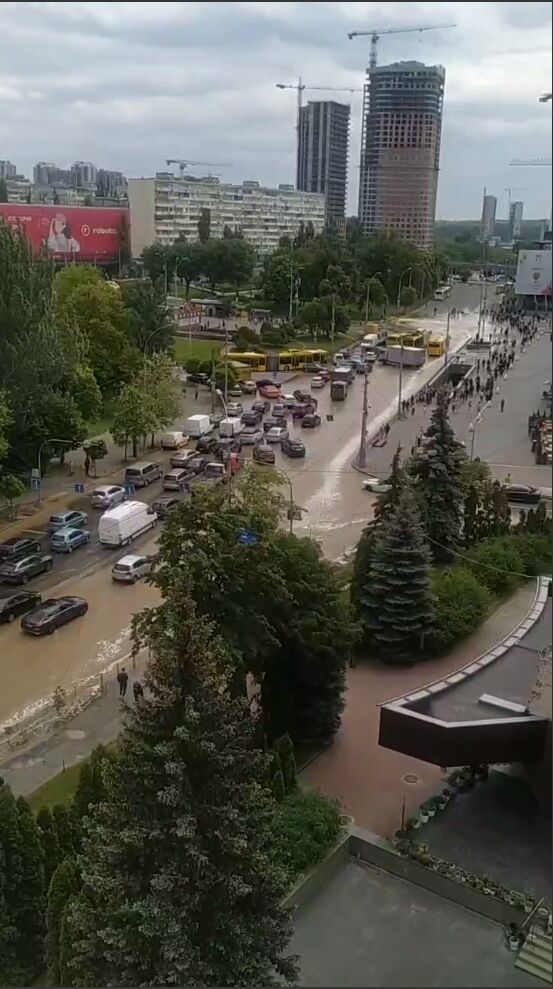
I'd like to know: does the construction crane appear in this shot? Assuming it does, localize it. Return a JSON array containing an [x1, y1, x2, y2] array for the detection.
[[505, 187, 527, 210], [347, 23, 457, 69], [276, 79, 362, 185], [510, 158, 552, 166], [539, 93, 552, 103], [166, 158, 230, 177]]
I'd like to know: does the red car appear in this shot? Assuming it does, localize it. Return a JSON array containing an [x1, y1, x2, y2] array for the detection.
[[258, 384, 281, 400], [292, 402, 316, 419]]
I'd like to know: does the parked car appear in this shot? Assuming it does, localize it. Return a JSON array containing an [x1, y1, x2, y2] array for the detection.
[[90, 485, 126, 510], [304, 362, 327, 374], [228, 384, 243, 398], [21, 595, 88, 635], [266, 426, 289, 443], [169, 450, 196, 469], [187, 371, 209, 384], [162, 468, 190, 491], [505, 484, 542, 505], [111, 554, 153, 584], [0, 591, 41, 624], [258, 384, 281, 400], [252, 399, 271, 415], [0, 552, 53, 585], [257, 378, 280, 388], [49, 526, 91, 553], [263, 416, 279, 434], [241, 409, 262, 427], [214, 437, 242, 459], [282, 393, 297, 409], [151, 496, 180, 518], [0, 537, 41, 561], [281, 436, 306, 458], [160, 431, 187, 450], [293, 389, 312, 404], [184, 455, 212, 474], [124, 462, 162, 488], [301, 413, 321, 429], [241, 380, 257, 395], [311, 375, 326, 389], [240, 426, 264, 446], [292, 403, 315, 419], [362, 477, 392, 494], [226, 401, 243, 417], [253, 442, 276, 465], [47, 509, 88, 533], [195, 434, 219, 454], [272, 403, 287, 418]]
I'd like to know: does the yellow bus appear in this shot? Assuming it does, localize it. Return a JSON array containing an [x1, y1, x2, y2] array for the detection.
[[386, 330, 428, 349], [227, 348, 329, 375], [427, 337, 446, 358]]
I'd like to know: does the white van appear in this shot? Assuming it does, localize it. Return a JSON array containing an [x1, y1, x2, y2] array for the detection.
[[219, 416, 244, 439], [161, 431, 187, 450], [98, 501, 157, 548], [184, 414, 212, 438]]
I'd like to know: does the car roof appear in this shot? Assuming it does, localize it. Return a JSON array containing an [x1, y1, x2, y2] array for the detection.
[[115, 554, 144, 566], [0, 591, 38, 607], [93, 484, 121, 492], [51, 525, 83, 535], [2, 536, 33, 546]]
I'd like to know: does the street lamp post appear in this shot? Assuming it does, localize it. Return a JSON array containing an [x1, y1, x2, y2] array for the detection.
[[215, 388, 228, 417], [445, 307, 451, 365], [356, 369, 370, 469], [468, 413, 483, 460]]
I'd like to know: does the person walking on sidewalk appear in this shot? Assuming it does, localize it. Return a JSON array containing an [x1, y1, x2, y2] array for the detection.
[[500, 397, 505, 413], [117, 667, 129, 698], [84, 453, 91, 477]]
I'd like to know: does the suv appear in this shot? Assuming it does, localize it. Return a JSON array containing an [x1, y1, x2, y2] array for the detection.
[[0, 537, 41, 561], [47, 509, 88, 533], [111, 554, 153, 583], [301, 413, 321, 429], [49, 526, 91, 553], [151, 496, 180, 518], [0, 553, 53, 585], [0, 591, 42, 624], [281, 436, 306, 458], [253, 442, 275, 465], [162, 468, 190, 491], [124, 462, 162, 488]]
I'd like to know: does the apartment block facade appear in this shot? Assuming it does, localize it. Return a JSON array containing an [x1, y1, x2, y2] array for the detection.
[[358, 60, 445, 249], [481, 193, 497, 241], [297, 100, 350, 224], [128, 174, 325, 257]]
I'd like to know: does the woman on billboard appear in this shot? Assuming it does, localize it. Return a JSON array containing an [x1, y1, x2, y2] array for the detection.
[[47, 213, 80, 253]]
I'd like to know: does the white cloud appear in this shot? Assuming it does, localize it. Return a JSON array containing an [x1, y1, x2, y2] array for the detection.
[[0, 0, 550, 217]]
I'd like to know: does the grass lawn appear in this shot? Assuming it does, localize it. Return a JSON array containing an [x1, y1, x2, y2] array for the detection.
[[172, 336, 223, 364], [27, 759, 86, 813]]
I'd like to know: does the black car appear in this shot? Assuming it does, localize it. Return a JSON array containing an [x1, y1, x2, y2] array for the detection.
[[281, 436, 306, 458], [196, 434, 219, 454], [21, 595, 88, 636], [252, 399, 271, 415], [0, 591, 41, 624], [215, 437, 242, 458], [301, 413, 321, 429], [304, 362, 326, 374], [293, 389, 312, 404], [0, 552, 53, 585], [187, 371, 209, 384], [241, 409, 262, 427], [185, 455, 212, 474], [505, 484, 542, 505], [0, 536, 41, 561], [151, 496, 181, 518], [253, 442, 275, 465]]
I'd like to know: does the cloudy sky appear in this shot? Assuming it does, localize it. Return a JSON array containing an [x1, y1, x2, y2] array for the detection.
[[1, 0, 551, 219]]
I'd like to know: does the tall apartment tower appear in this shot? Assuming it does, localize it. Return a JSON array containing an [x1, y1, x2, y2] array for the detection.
[[481, 192, 497, 241], [297, 101, 350, 224], [357, 60, 445, 249], [508, 200, 524, 241]]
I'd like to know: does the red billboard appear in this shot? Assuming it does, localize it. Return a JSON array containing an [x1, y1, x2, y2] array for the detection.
[[0, 204, 128, 262]]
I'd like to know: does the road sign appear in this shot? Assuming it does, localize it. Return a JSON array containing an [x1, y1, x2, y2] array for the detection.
[[31, 478, 42, 491], [31, 468, 41, 479], [124, 483, 135, 497], [74, 483, 85, 495], [238, 528, 258, 546]]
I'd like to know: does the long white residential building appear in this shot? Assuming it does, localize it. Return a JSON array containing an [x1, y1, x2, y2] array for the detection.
[[128, 173, 325, 257]]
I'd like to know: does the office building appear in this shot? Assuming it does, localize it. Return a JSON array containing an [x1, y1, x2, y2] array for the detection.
[[508, 200, 524, 241], [481, 192, 497, 241], [297, 100, 350, 224], [0, 160, 17, 179], [128, 173, 325, 258], [71, 161, 97, 187], [357, 60, 445, 249]]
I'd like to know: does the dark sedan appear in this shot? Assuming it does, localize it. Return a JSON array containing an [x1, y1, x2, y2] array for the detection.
[[21, 596, 88, 636], [241, 410, 262, 427], [0, 552, 53, 585], [0, 591, 41, 624], [151, 496, 181, 519], [301, 413, 321, 429], [252, 399, 271, 415], [292, 403, 316, 419], [505, 484, 542, 505], [196, 434, 219, 454], [281, 436, 306, 458], [0, 536, 41, 561]]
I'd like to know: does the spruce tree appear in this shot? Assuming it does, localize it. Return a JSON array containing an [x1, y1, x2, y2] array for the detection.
[[275, 735, 297, 793], [15, 797, 46, 979], [62, 586, 297, 987], [359, 488, 434, 661], [36, 806, 61, 886], [0, 779, 22, 983], [52, 804, 75, 857], [410, 394, 465, 562], [46, 858, 81, 985]]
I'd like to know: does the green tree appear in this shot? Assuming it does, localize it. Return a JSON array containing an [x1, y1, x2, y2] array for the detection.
[[63, 589, 297, 987], [0, 389, 12, 464], [400, 285, 418, 309], [111, 381, 156, 459], [0, 780, 22, 983], [430, 566, 490, 651], [52, 804, 75, 857], [122, 278, 172, 352], [300, 299, 328, 335], [14, 797, 45, 980], [54, 265, 103, 305], [46, 858, 81, 985], [198, 206, 211, 242], [63, 280, 138, 395], [141, 352, 182, 444], [409, 395, 465, 562], [0, 178, 8, 202], [274, 735, 296, 793], [358, 488, 434, 661], [0, 473, 25, 512], [262, 253, 294, 305], [36, 807, 61, 887], [170, 241, 204, 298], [141, 243, 172, 284], [73, 746, 113, 824]]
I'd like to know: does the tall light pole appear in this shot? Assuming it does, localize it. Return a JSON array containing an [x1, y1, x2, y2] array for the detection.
[[468, 413, 483, 459], [356, 369, 370, 468]]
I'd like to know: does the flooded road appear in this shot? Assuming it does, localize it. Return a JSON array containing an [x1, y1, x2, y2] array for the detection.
[[1, 288, 480, 732]]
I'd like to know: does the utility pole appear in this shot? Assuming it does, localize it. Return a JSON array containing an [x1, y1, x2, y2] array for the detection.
[[288, 263, 294, 323], [330, 294, 336, 345], [364, 280, 371, 323], [397, 338, 405, 419], [445, 308, 451, 365], [210, 348, 216, 414], [356, 369, 370, 468], [223, 322, 229, 402]]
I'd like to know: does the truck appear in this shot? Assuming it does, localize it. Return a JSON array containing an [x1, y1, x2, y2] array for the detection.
[[218, 416, 244, 439], [330, 366, 354, 386], [378, 345, 426, 368], [98, 501, 157, 548], [184, 414, 212, 438], [330, 380, 348, 401], [188, 462, 228, 492]]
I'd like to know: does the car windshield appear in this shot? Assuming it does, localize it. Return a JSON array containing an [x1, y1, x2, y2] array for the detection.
[[50, 515, 65, 523], [114, 564, 131, 572], [125, 469, 141, 477], [92, 489, 107, 496]]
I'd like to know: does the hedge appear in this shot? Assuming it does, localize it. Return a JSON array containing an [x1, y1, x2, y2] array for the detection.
[[430, 566, 491, 651], [268, 789, 342, 882]]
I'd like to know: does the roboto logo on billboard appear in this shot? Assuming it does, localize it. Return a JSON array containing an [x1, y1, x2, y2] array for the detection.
[[0, 204, 129, 261]]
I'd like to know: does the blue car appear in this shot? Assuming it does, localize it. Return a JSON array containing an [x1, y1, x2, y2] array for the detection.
[[49, 526, 91, 553]]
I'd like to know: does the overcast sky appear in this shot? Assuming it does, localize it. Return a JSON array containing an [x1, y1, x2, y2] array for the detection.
[[1, 1, 551, 219]]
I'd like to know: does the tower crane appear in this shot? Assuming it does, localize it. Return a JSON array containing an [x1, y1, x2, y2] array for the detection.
[[166, 158, 230, 177], [505, 186, 527, 211], [539, 93, 552, 103], [347, 23, 457, 69], [509, 158, 552, 166]]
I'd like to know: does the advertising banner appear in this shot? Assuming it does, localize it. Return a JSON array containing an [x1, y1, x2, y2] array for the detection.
[[0, 204, 128, 261], [514, 249, 552, 296]]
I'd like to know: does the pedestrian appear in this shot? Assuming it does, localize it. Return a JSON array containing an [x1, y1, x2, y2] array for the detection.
[[194, 386, 199, 400], [385, 422, 390, 437], [500, 397, 505, 413], [84, 454, 91, 477], [411, 404, 415, 416], [133, 681, 144, 703], [117, 667, 129, 698]]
